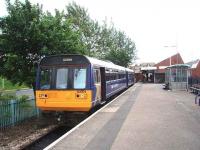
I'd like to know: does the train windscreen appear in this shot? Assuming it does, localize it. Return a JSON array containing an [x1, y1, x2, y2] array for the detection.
[[73, 68, 87, 89], [39, 67, 87, 90], [40, 68, 52, 90], [56, 68, 68, 89]]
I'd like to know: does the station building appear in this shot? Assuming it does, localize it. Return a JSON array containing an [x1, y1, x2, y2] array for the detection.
[[131, 53, 185, 83], [154, 53, 184, 83], [130, 62, 156, 82]]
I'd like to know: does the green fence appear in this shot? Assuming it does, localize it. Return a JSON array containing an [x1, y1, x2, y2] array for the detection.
[[0, 99, 39, 129]]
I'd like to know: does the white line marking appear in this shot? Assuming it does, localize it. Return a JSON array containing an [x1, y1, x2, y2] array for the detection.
[[101, 106, 119, 113], [44, 85, 136, 150]]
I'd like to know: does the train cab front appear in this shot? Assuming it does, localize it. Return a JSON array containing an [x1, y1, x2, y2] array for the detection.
[[35, 55, 92, 112]]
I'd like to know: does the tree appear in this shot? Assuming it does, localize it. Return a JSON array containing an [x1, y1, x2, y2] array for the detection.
[[66, 2, 101, 57], [0, 0, 84, 88], [100, 22, 136, 67], [0, 0, 136, 91], [65, 3, 136, 66]]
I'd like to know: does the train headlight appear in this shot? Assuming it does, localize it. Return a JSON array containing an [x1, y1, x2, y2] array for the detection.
[[76, 91, 87, 99], [39, 94, 48, 99]]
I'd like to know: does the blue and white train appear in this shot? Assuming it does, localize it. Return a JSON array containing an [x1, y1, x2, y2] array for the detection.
[[36, 55, 134, 112]]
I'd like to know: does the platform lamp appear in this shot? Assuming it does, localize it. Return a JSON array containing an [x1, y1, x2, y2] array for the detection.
[[164, 45, 177, 88], [164, 45, 177, 65]]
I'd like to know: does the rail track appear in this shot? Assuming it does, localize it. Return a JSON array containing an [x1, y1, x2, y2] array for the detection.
[[21, 89, 127, 150]]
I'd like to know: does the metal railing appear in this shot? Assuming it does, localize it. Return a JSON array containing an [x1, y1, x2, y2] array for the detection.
[[0, 99, 39, 129], [188, 77, 200, 87]]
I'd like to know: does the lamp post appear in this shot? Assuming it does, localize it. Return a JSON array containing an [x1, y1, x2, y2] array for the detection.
[[164, 45, 177, 66], [164, 45, 177, 89]]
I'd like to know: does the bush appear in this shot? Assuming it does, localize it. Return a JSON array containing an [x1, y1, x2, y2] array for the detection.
[[0, 92, 29, 102], [18, 95, 29, 102], [0, 92, 17, 101], [0, 77, 28, 90]]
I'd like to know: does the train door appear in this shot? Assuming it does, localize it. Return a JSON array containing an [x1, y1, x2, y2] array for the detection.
[[126, 71, 128, 87], [100, 67, 106, 103], [93, 68, 101, 103]]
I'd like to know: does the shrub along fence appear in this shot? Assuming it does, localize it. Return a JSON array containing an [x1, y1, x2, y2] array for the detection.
[[0, 99, 39, 129]]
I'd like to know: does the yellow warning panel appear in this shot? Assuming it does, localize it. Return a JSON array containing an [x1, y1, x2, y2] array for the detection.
[[36, 90, 92, 111]]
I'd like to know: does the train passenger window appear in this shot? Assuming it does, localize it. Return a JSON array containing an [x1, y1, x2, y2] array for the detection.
[[115, 73, 118, 80], [119, 74, 122, 79], [129, 74, 133, 79], [110, 73, 113, 80], [74, 68, 86, 89], [106, 73, 110, 81], [56, 68, 68, 89], [111, 73, 115, 80], [40, 68, 52, 89], [122, 74, 125, 78], [119, 73, 125, 79]]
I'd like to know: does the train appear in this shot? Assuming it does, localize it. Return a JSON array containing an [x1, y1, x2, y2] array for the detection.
[[35, 55, 134, 112]]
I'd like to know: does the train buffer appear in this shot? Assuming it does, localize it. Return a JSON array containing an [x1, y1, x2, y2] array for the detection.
[[44, 83, 200, 150]]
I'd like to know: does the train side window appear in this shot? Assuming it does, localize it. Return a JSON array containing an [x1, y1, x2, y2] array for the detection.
[[116, 73, 118, 79], [111, 73, 114, 80], [129, 74, 133, 79], [110, 73, 113, 80], [119, 74, 122, 79], [122, 74, 124, 78], [106, 73, 110, 81], [111, 73, 115, 80], [123, 73, 125, 79]]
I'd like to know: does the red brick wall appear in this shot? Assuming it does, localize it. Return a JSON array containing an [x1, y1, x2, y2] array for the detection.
[[154, 53, 184, 73], [135, 73, 144, 82], [191, 61, 200, 78]]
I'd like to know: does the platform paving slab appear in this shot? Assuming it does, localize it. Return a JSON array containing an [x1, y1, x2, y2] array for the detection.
[[48, 84, 200, 150], [111, 84, 200, 150]]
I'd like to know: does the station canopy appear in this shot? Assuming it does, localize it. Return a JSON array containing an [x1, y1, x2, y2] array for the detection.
[[166, 64, 190, 69]]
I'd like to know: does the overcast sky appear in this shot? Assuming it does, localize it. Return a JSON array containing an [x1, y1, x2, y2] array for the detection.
[[1, 0, 200, 63]]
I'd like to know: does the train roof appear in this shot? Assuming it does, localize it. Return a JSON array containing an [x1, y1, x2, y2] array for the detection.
[[125, 68, 134, 73], [40, 54, 131, 71], [85, 56, 126, 71]]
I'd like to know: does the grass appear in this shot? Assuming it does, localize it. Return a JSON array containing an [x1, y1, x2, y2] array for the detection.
[[0, 78, 31, 101], [0, 77, 28, 91]]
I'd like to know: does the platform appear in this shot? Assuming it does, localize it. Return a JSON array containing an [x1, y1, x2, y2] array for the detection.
[[45, 83, 200, 150]]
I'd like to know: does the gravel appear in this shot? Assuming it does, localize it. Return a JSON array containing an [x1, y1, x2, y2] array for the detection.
[[0, 117, 58, 150]]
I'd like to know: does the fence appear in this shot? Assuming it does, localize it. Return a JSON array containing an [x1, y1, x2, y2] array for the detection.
[[0, 99, 39, 129], [188, 77, 200, 87]]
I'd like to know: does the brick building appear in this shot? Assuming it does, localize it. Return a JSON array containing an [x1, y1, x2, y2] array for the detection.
[[131, 53, 187, 83], [190, 60, 200, 78], [130, 63, 156, 82], [154, 53, 184, 83], [186, 59, 200, 85]]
